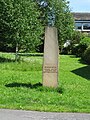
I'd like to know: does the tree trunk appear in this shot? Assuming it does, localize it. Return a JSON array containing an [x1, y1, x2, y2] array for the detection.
[[15, 43, 19, 61]]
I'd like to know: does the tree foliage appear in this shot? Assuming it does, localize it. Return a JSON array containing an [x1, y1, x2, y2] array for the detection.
[[38, 0, 74, 50], [0, 0, 74, 52], [0, 0, 43, 52], [52, 0, 74, 48]]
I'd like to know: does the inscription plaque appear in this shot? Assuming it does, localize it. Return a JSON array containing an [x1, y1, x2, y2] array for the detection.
[[43, 66, 57, 73]]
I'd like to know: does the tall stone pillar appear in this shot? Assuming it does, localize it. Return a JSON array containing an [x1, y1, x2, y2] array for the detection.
[[43, 26, 59, 88]]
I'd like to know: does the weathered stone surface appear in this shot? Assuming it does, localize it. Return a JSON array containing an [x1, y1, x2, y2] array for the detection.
[[43, 26, 59, 88]]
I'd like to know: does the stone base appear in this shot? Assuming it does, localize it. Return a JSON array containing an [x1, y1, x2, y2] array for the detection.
[[43, 26, 59, 88]]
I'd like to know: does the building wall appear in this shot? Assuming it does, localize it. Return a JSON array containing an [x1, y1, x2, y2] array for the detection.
[[72, 13, 90, 32]]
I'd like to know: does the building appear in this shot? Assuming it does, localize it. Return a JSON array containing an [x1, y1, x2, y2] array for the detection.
[[72, 12, 90, 33]]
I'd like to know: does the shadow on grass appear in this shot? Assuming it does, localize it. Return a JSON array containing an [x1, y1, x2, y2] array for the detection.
[[71, 66, 90, 80], [18, 53, 43, 57], [78, 58, 88, 65], [69, 55, 77, 58], [5, 82, 42, 88], [5, 82, 63, 93], [0, 57, 15, 63]]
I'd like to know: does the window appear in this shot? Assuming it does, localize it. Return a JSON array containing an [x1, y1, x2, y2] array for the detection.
[[83, 23, 90, 30], [75, 23, 82, 30]]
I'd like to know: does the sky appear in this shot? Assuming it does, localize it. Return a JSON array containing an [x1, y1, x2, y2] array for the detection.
[[68, 0, 90, 12]]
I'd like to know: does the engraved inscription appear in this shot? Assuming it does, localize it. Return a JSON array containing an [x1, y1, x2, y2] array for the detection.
[[43, 66, 57, 73]]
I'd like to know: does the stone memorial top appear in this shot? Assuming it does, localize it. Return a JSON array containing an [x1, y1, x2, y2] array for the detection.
[[36, 0, 55, 26]]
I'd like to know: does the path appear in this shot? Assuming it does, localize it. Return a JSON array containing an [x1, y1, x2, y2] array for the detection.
[[0, 109, 90, 120]]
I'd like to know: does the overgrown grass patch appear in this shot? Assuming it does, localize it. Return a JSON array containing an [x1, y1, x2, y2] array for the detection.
[[0, 52, 90, 113]]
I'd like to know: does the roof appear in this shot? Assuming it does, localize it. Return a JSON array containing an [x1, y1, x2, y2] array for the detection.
[[72, 12, 90, 21]]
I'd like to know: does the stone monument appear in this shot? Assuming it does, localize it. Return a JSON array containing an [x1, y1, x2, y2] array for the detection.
[[43, 26, 59, 88], [36, 0, 59, 88]]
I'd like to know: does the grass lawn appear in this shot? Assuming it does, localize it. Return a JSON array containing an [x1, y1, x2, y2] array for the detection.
[[0, 52, 90, 113]]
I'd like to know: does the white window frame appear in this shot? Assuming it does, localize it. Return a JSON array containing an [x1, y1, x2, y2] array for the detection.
[[75, 20, 90, 32]]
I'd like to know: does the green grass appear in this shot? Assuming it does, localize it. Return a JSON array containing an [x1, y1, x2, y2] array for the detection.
[[0, 52, 90, 113]]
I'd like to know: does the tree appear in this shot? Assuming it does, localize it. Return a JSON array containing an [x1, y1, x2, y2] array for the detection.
[[0, 0, 44, 55], [0, 0, 74, 54]]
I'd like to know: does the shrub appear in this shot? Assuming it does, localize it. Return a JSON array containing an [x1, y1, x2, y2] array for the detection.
[[71, 37, 90, 57], [80, 37, 90, 47], [71, 44, 87, 57], [82, 46, 90, 64]]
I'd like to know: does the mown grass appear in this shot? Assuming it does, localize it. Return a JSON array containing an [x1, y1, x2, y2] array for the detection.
[[0, 52, 90, 113]]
